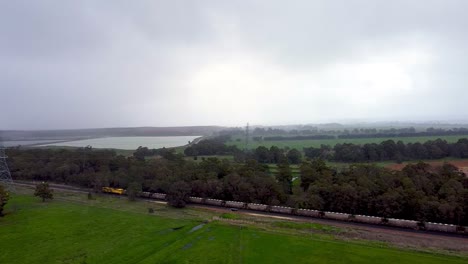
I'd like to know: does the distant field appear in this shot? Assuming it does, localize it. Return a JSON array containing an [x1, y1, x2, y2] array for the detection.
[[227, 134, 468, 150], [1, 192, 466, 263]]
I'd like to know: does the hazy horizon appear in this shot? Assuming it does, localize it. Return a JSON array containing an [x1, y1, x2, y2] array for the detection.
[[2, 1, 468, 130], [4, 119, 468, 132]]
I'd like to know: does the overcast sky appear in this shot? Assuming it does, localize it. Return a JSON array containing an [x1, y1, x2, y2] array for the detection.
[[1, 1, 468, 130]]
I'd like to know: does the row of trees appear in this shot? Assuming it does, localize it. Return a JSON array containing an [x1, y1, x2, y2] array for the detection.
[[179, 136, 305, 164], [135, 135, 468, 165], [221, 126, 468, 138], [296, 160, 467, 224], [238, 138, 468, 165], [6, 147, 468, 225], [254, 128, 468, 141], [304, 139, 468, 162], [182, 135, 468, 165], [247, 146, 303, 164], [337, 128, 468, 139]]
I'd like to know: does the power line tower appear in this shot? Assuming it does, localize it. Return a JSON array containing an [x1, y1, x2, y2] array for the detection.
[[0, 145, 15, 192]]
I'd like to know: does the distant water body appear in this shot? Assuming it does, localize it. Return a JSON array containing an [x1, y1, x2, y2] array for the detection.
[[38, 136, 202, 150], [2, 139, 61, 147]]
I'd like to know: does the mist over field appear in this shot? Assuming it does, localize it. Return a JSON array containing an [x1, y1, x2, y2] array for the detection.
[[1, 1, 468, 130]]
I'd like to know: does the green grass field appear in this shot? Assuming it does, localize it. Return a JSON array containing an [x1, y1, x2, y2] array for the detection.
[[228, 134, 468, 150], [1, 191, 467, 264]]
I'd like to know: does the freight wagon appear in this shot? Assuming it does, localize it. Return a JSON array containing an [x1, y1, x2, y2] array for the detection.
[[101, 187, 468, 235]]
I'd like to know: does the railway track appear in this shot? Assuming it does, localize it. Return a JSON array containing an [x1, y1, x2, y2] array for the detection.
[[12, 181, 468, 245]]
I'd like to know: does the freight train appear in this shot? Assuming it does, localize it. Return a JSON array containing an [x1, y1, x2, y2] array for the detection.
[[105, 188, 467, 234]]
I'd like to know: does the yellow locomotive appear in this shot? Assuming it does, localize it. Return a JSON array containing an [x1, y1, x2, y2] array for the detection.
[[102, 187, 126, 195]]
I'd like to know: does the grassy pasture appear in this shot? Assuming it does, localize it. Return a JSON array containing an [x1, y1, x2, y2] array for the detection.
[[227, 135, 468, 150], [1, 191, 467, 263]]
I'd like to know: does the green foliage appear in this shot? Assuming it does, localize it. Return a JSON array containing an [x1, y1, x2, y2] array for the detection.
[[318, 138, 468, 163], [299, 159, 333, 191], [228, 134, 468, 151], [0, 185, 9, 216], [34, 182, 53, 202], [167, 181, 191, 208], [295, 161, 467, 224], [250, 146, 303, 164], [7, 148, 468, 225], [287, 148, 303, 164], [127, 182, 142, 201], [276, 161, 293, 195], [184, 136, 239, 156]]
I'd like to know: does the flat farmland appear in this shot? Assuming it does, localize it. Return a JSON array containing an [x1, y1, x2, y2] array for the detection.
[[1, 191, 467, 263], [227, 135, 468, 150]]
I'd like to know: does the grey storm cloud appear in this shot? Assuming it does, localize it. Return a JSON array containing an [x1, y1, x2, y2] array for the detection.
[[1, 0, 468, 129]]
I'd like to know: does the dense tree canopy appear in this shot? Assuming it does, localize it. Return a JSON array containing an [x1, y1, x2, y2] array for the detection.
[[294, 161, 468, 225], [6, 147, 468, 225], [304, 138, 468, 162], [245, 147, 302, 164], [184, 136, 240, 156], [166, 181, 191, 208], [127, 182, 142, 201]]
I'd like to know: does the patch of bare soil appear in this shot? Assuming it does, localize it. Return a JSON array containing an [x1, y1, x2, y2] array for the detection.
[[387, 159, 468, 174]]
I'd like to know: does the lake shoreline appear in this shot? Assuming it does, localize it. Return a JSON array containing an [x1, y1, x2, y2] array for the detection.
[[33, 136, 204, 150]]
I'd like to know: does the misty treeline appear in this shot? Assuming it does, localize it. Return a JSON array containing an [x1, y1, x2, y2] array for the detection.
[[221, 126, 468, 140], [336, 127, 468, 139], [305, 138, 468, 163], [6, 148, 468, 225], [243, 146, 303, 164], [257, 135, 335, 141], [132, 136, 240, 159], [182, 136, 468, 164], [181, 137, 303, 164]]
